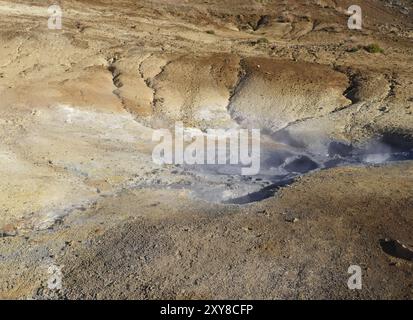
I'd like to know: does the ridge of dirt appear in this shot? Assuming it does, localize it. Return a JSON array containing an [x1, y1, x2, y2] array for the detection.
[[0, 0, 412, 300]]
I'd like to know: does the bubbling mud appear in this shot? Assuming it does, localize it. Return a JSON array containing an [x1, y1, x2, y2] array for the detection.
[[181, 132, 413, 204]]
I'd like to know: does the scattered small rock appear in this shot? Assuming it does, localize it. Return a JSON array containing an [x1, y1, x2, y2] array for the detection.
[[283, 212, 299, 223]]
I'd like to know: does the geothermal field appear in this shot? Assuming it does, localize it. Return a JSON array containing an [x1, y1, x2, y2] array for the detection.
[[0, 0, 412, 299]]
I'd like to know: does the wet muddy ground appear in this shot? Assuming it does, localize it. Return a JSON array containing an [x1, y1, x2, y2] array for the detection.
[[0, 0, 412, 299]]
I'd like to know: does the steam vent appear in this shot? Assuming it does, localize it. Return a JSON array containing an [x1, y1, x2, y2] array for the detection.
[[0, 0, 412, 300]]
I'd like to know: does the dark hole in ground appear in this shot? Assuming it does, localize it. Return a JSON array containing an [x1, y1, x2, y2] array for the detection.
[[379, 239, 413, 262], [379, 131, 413, 152]]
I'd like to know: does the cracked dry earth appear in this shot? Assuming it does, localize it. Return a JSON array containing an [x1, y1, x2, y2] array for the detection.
[[0, 0, 413, 299]]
